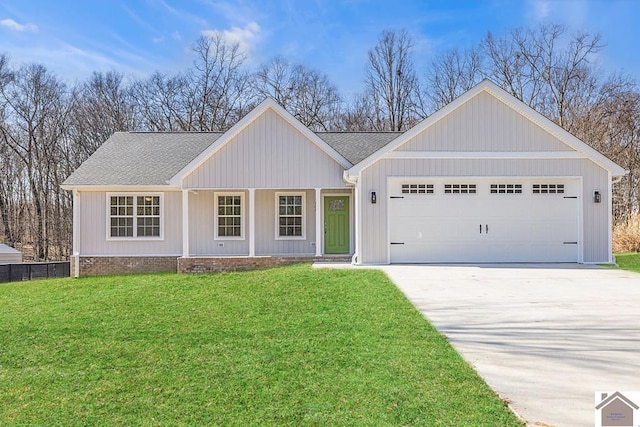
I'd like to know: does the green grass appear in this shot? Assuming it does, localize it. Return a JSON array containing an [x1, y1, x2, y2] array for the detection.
[[615, 252, 640, 272], [0, 264, 521, 426]]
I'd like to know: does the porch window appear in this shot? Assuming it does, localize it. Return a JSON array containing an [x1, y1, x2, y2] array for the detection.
[[215, 193, 244, 239], [108, 194, 162, 239], [276, 193, 305, 239]]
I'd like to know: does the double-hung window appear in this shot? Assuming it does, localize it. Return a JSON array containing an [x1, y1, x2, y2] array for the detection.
[[108, 194, 162, 239], [215, 193, 244, 239], [276, 193, 305, 239]]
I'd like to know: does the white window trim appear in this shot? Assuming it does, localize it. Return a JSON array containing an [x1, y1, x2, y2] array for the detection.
[[275, 192, 306, 241], [106, 193, 164, 241], [214, 192, 245, 240]]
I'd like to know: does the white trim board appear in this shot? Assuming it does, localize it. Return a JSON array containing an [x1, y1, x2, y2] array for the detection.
[[383, 151, 588, 159]]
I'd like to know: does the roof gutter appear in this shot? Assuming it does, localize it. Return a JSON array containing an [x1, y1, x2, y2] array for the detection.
[[343, 170, 358, 185], [60, 184, 182, 192]]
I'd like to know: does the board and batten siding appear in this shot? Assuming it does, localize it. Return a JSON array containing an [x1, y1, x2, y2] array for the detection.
[[398, 92, 573, 152], [183, 109, 348, 189], [359, 158, 610, 264], [78, 191, 182, 256], [255, 189, 316, 256], [188, 190, 249, 256]]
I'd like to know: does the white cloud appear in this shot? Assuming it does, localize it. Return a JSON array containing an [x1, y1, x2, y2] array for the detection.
[[534, 1, 551, 19], [0, 18, 38, 32], [201, 21, 261, 54]]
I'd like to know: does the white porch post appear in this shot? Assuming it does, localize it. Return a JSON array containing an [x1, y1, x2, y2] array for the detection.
[[249, 188, 256, 257], [182, 189, 189, 258], [72, 189, 80, 278], [315, 188, 322, 257]]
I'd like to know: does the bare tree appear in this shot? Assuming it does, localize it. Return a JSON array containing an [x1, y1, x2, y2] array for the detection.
[[69, 71, 135, 160], [0, 63, 71, 260], [484, 24, 603, 128], [425, 46, 484, 112], [130, 71, 190, 131], [252, 57, 342, 131], [364, 29, 420, 131], [186, 35, 251, 131]]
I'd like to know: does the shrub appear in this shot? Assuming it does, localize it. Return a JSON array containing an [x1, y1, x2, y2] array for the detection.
[[613, 213, 640, 253]]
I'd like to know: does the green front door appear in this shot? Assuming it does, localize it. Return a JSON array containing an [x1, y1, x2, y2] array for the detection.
[[324, 196, 350, 254]]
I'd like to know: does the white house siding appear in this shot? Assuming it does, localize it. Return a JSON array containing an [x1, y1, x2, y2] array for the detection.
[[255, 189, 316, 256], [182, 109, 348, 189], [398, 92, 573, 152], [359, 158, 610, 264], [78, 191, 182, 256], [188, 190, 250, 256]]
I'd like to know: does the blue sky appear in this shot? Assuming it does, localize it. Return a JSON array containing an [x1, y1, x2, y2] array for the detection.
[[0, 0, 638, 95]]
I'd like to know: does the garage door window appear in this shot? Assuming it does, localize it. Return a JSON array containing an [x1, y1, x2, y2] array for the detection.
[[402, 184, 434, 194], [533, 184, 564, 194], [490, 184, 522, 194], [444, 184, 476, 194]]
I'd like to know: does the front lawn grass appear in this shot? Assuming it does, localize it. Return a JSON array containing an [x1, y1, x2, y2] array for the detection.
[[614, 252, 640, 273], [0, 264, 521, 426]]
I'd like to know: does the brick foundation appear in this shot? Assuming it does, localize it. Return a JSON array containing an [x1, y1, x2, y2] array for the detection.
[[177, 256, 318, 273], [78, 256, 178, 276], [74, 255, 352, 276]]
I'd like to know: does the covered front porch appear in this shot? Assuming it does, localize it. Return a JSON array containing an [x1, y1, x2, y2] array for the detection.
[[180, 187, 354, 265]]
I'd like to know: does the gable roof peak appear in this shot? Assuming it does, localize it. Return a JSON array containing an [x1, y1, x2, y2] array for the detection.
[[167, 96, 352, 186], [346, 78, 626, 177]]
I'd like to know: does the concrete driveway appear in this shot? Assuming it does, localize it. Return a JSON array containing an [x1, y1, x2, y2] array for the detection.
[[378, 264, 640, 427]]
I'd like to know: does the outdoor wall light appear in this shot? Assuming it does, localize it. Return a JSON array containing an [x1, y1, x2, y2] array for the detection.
[[593, 190, 601, 203], [371, 191, 377, 204]]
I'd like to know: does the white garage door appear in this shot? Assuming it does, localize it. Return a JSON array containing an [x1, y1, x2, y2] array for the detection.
[[389, 178, 579, 263]]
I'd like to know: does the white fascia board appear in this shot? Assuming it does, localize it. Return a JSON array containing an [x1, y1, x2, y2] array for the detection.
[[168, 98, 352, 186], [346, 79, 627, 178], [383, 151, 588, 159]]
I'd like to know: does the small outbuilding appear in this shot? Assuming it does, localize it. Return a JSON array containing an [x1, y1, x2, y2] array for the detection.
[[0, 244, 22, 264]]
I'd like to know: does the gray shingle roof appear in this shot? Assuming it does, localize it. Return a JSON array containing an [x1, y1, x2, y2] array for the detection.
[[62, 130, 401, 187], [63, 132, 223, 186], [316, 132, 402, 164]]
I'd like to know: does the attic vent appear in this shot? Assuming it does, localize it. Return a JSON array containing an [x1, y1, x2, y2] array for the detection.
[[401, 184, 434, 194], [533, 184, 565, 194]]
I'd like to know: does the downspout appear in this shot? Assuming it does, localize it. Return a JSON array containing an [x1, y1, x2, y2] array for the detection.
[[72, 189, 80, 278], [182, 188, 190, 259]]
